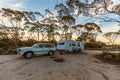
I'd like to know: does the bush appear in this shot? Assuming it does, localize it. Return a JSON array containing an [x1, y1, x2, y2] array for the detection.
[[0, 38, 58, 55], [100, 52, 120, 61], [85, 41, 105, 48], [114, 53, 120, 58], [113, 53, 120, 61], [96, 52, 120, 65], [104, 55, 113, 60], [0, 41, 7, 48], [21, 39, 38, 47]]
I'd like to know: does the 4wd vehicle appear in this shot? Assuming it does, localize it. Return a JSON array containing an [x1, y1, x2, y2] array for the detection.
[[17, 43, 56, 59]]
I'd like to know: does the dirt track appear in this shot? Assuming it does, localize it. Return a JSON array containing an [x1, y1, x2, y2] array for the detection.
[[0, 50, 120, 80]]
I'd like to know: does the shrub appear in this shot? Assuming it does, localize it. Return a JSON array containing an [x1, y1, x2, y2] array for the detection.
[[104, 54, 113, 60], [114, 53, 120, 58], [23, 39, 38, 47], [101, 52, 120, 61], [85, 41, 105, 48], [113, 53, 120, 61], [0, 41, 7, 48]]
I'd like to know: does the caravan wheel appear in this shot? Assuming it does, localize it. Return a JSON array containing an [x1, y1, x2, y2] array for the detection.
[[78, 49, 82, 53]]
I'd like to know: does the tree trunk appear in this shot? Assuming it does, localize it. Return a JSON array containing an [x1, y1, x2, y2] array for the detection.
[[37, 30, 39, 42], [14, 28, 18, 48]]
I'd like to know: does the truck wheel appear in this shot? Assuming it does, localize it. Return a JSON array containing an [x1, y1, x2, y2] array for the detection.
[[48, 51, 54, 56], [24, 52, 33, 59]]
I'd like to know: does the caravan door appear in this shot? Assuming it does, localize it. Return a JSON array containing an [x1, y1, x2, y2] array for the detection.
[[80, 42, 84, 50], [68, 42, 72, 52], [67, 41, 75, 52]]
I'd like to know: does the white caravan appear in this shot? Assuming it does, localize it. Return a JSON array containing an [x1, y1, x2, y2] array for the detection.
[[57, 40, 84, 53]]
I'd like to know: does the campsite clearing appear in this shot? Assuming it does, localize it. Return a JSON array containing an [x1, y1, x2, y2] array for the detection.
[[0, 50, 120, 80]]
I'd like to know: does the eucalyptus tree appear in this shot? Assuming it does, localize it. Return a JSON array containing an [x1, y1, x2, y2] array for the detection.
[[103, 32, 120, 45], [82, 23, 102, 42], [55, 3, 75, 39], [80, 32, 97, 42], [0, 8, 26, 48], [84, 23, 102, 33], [61, 15, 75, 37], [24, 21, 43, 41], [72, 24, 84, 37], [23, 11, 43, 41], [0, 24, 9, 39], [40, 17, 59, 41], [24, 25, 37, 40], [72, 22, 102, 41], [54, 1, 104, 40], [0, 25, 8, 39], [66, 0, 120, 24]]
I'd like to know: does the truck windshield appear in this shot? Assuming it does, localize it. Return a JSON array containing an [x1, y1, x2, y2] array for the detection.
[[32, 44, 37, 47]]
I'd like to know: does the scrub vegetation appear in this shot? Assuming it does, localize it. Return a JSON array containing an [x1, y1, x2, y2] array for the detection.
[[0, 0, 120, 55], [0, 0, 120, 80]]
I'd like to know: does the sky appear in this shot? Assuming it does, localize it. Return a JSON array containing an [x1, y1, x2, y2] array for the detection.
[[0, 0, 120, 44]]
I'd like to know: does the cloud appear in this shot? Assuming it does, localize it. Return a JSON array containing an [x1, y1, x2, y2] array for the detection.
[[0, 0, 27, 27], [0, 0, 26, 10], [102, 24, 120, 33]]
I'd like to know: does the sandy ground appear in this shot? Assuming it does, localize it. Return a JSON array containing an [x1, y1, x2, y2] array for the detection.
[[0, 50, 120, 80]]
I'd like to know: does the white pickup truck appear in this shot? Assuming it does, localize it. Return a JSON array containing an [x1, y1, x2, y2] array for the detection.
[[17, 43, 56, 59]]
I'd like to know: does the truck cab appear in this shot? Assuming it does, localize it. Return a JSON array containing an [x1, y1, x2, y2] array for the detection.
[[17, 43, 56, 59]]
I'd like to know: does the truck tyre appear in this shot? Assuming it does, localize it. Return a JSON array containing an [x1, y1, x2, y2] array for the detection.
[[23, 52, 33, 59], [48, 51, 54, 56]]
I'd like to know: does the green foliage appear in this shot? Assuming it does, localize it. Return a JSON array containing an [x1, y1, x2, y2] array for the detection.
[[75, 23, 102, 42], [114, 53, 120, 61], [84, 23, 102, 33], [113, 4, 120, 15], [104, 54, 113, 60], [22, 39, 38, 47], [61, 15, 75, 25], [0, 41, 7, 48], [0, 7, 104, 54], [39, 40, 57, 45], [85, 41, 105, 48], [0, 39, 14, 48], [23, 11, 43, 21], [100, 52, 120, 62], [103, 32, 120, 45], [66, 0, 120, 17]]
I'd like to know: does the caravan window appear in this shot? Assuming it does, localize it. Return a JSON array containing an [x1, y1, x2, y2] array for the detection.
[[72, 43, 76, 46], [78, 42, 80, 47], [59, 42, 64, 45]]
